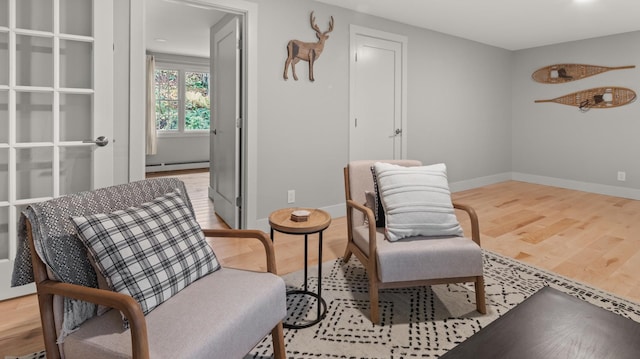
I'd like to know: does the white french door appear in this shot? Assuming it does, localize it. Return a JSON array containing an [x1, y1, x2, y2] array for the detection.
[[0, 0, 114, 300]]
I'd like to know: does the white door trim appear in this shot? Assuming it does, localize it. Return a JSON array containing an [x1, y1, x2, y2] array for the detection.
[[129, 0, 259, 229], [349, 25, 408, 159]]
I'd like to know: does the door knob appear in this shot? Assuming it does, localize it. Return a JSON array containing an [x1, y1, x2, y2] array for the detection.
[[388, 128, 402, 138], [82, 136, 109, 147]]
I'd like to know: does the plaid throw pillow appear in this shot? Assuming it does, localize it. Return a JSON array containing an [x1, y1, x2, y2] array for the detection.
[[72, 190, 219, 326]]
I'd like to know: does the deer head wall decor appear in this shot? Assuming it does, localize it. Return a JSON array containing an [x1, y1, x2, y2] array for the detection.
[[283, 11, 334, 82]]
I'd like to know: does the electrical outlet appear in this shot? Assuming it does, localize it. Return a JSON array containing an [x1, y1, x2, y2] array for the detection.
[[617, 171, 626, 181], [287, 190, 295, 204]]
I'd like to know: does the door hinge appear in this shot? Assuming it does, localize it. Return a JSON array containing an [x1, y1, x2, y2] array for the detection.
[[355, 51, 358, 62], [236, 118, 242, 128], [236, 196, 242, 207], [237, 38, 242, 49]]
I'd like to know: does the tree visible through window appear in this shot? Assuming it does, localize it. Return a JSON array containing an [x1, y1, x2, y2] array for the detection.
[[154, 68, 210, 132], [155, 69, 179, 130], [185, 72, 210, 131]]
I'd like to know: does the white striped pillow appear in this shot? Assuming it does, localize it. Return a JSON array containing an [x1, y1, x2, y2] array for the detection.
[[373, 162, 463, 241]]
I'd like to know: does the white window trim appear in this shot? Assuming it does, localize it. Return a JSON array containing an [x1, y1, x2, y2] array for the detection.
[[153, 54, 210, 135]]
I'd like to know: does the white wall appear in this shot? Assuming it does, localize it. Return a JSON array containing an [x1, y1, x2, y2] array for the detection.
[[512, 31, 640, 198], [117, 0, 640, 230], [145, 135, 209, 167], [253, 0, 513, 220]]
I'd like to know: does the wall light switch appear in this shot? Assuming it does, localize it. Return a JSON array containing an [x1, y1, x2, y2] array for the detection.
[[617, 171, 626, 181], [287, 190, 295, 203]]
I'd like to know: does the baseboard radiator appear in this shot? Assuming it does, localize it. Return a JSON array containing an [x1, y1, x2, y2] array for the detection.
[[145, 161, 210, 173]]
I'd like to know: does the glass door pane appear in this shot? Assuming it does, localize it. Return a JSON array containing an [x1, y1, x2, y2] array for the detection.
[[60, 93, 92, 141], [16, 148, 53, 200], [60, 147, 91, 195], [60, 0, 92, 36], [16, 35, 53, 87], [0, 0, 8, 28], [60, 40, 92, 89], [0, 32, 8, 86], [16, 92, 53, 143], [0, 207, 8, 260], [0, 148, 7, 201], [0, 91, 7, 143], [16, 0, 53, 32]]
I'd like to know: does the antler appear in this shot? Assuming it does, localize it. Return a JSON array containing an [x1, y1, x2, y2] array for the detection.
[[310, 11, 334, 35], [325, 16, 334, 35], [310, 11, 320, 33]]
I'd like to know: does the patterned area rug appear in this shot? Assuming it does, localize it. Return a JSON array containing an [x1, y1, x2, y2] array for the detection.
[[9, 250, 640, 359], [4, 352, 45, 359], [247, 250, 640, 358]]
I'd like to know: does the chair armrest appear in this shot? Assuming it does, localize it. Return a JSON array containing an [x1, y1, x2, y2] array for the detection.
[[201, 229, 277, 275], [345, 199, 379, 256], [453, 202, 481, 246], [346, 199, 375, 226], [37, 280, 149, 359]]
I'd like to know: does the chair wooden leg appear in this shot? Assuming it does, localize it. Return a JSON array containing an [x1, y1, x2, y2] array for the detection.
[[369, 276, 380, 324], [271, 322, 286, 359], [342, 244, 353, 262], [37, 292, 61, 359], [475, 276, 487, 314]]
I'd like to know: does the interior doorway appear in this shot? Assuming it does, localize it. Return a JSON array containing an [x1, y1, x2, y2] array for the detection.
[[141, 0, 257, 229]]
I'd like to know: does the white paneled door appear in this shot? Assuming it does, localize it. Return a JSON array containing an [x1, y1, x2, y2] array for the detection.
[[210, 17, 241, 229], [0, 0, 114, 300], [349, 26, 407, 161]]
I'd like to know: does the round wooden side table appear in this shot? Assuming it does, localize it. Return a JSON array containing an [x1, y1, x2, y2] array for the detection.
[[269, 207, 331, 329]]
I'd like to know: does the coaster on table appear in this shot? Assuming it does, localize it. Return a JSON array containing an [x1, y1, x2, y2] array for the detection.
[[291, 210, 311, 222]]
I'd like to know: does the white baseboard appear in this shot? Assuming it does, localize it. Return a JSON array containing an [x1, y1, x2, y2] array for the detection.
[[450, 172, 512, 193], [145, 162, 209, 173], [253, 172, 640, 231], [512, 172, 640, 200]]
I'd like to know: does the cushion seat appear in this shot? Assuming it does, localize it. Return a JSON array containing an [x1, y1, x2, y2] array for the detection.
[[353, 226, 483, 283], [64, 268, 286, 359]]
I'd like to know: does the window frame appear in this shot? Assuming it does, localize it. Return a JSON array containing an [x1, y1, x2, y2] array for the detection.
[[154, 56, 210, 137]]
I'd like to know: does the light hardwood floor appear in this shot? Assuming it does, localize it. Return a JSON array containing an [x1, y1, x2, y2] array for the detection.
[[2, 170, 639, 356]]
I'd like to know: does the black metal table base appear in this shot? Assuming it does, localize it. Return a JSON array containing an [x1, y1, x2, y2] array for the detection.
[[283, 289, 327, 329], [271, 227, 326, 329]]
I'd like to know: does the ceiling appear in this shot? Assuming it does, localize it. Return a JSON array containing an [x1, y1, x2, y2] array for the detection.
[[146, 0, 640, 57], [315, 0, 640, 50], [145, 0, 225, 58]]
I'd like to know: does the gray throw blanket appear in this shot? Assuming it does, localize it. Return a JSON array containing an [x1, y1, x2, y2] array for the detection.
[[11, 178, 191, 342]]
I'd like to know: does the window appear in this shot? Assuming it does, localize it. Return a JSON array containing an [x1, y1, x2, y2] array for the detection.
[[154, 65, 210, 132]]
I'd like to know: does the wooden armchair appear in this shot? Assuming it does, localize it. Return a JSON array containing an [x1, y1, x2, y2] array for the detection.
[[12, 178, 286, 359], [343, 160, 486, 324]]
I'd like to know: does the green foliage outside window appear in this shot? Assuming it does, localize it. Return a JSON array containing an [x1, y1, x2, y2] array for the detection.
[[154, 69, 210, 131], [185, 72, 210, 131]]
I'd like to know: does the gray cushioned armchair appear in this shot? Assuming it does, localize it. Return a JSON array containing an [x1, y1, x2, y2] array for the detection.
[[343, 160, 486, 324], [12, 178, 286, 359]]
